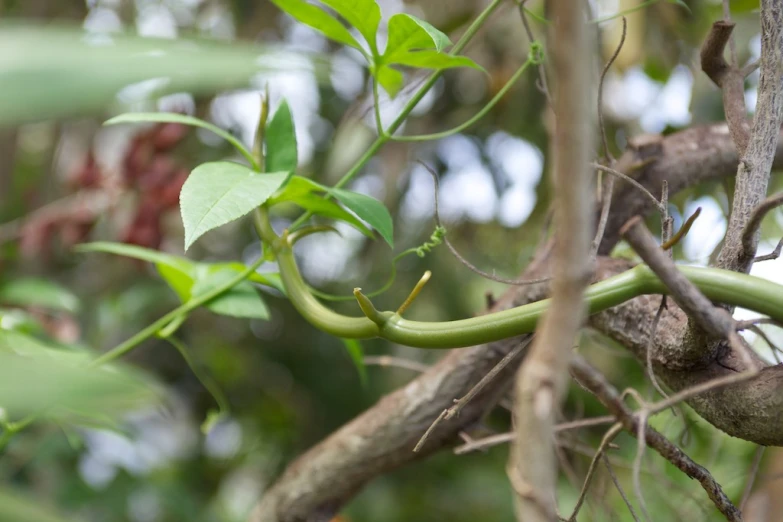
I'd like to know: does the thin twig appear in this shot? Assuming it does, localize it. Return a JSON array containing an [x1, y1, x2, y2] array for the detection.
[[569, 355, 743, 522], [414, 336, 533, 452], [591, 163, 664, 212], [418, 161, 551, 285], [453, 415, 617, 455], [363, 356, 430, 373], [568, 423, 623, 521], [739, 446, 765, 512], [753, 237, 783, 262], [598, 17, 627, 163], [645, 298, 671, 401], [746, 324, 782, 363], [603, 454, 641, 522], [742, 192, 783, 257]]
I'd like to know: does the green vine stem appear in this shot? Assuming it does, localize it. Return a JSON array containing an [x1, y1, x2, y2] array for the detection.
[[288, 0, 508, 231], [263, 220, 783, 349], [88, 256, 266, 367], [391, 43, 542, 142]]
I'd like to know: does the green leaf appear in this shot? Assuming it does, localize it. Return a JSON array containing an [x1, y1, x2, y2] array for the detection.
[[0, 278, 80, 314], [105, 113, 256, 168], [191, 269, 270, 319], [341, 338, 366, 386], [207, 262, 287, 294], [156, 263, 193, 302], [0, 24, 314, 126], [270, 0, 362, 51], [384, 14, 451, 60], [320, 0, 381, 53], [268, 176, 373, 237], [0, 488, 81, 522], [0, 337, 157, 417], [330, 188, 394, 247], [180, 162, 288, 249], [265, 100, 298, 173], [376, 65, 404, 98], [386, 50, 483, 71], [76, 242, 193, 272]]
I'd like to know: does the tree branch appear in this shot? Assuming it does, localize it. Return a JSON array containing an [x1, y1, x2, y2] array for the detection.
[[250, 122, 783, 521], [715, 0, 783, 273], [510, 4, 594, 520]]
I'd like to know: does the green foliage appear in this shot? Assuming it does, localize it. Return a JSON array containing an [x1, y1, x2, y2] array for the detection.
[[270, 0, 481, 98], [329, 187, 394, 247], [180, 162, 287, 249], [76, 242, 279, 319], [0, 25, 301, 126], [0, 335, 156, 418], [0, 278, 80, 313], [270, 0, 363, 52], [268, 176, 372, 237], [0, 489, 80, 522], [265, 101, 298, 173], [105, 112, 258, 169], [191, 269, 270, 319], [341, 338, 367, 386]]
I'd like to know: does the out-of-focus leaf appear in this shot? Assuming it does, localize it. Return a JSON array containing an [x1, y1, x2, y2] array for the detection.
[[320, 0, 381, 53], [180, 162, 287, 249], [265, 100, 298, 173], [270, 0, 362, 51], [384, 14, 450, 59], [0, 278, 80, 314], [105, 113, 255, 167], [156, 263, 193, 302], [191, 269, 270, 319], [0, 24, 317, 125], [0, 308, 45, 335], [0, 488, 81, 522], [0, 339, 157, 417], [385, 50, 483, 72], [330, 188, 394, 247], [341, 338, 366, 386], [76, 242, 193, 273]]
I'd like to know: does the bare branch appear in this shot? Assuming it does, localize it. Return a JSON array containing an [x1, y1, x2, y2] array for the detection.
[[569, 356, 743, 522], [742, 192, 783, 256], [510, 3, 595, 520], [700, 21, 750, 154], [716, 0, 783, 272]]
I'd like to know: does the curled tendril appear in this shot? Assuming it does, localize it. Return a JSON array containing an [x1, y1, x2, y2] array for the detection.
[[528, 41, 545, 65], [414, 226, 447, 258]]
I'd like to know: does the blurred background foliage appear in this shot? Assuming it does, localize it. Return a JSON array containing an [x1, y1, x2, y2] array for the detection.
[[1, 0, 782, 521]]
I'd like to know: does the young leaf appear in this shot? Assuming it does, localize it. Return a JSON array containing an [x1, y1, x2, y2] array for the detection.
[[386, 50, 483, 72], [0, 278, 80, 314], [375, 65, 404, 98], [180, 162, 288, 249], [265, 100, 297, 173], [268, 176, 372, 237], [156, 263, 194, 302], [341, 338, 367, 387], [76, 242, 194, 274], [105, 113, 256, 169], [383, 13, 451, 60], [329, 188, 393, 247], [270, 0, 362, 51], [320, 0, 381, 53], [191, 269, 270, 319]]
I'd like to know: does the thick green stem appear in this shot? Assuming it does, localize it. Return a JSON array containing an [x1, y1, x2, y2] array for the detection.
[[273, 237, 783, 349]]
